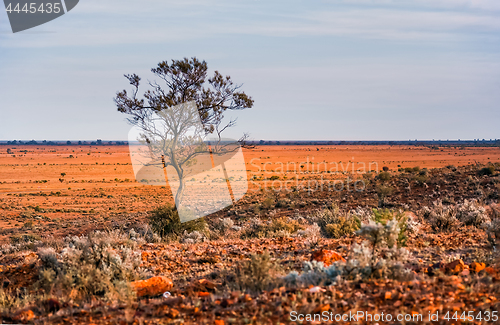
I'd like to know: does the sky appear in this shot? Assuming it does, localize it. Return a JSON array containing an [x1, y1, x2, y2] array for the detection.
[[0, 0, 499, 141]]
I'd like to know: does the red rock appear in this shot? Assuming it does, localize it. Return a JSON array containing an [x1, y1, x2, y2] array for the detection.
[[169, 308, 180, 318], [311, 249, 345, 266], [444, 260, 465, 274], [484, 267, 497, 275], [13, 309, 35, 322], [130, 276, 173, 297], [192, 278, 217, 292], [470, 262, 486, 273], [313, 304, 330, 313]]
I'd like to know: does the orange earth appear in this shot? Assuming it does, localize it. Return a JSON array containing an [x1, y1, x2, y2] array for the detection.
[[0, 144, 499, 241]]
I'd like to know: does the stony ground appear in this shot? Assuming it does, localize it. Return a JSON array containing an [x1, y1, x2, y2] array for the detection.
[[0, 160, 500, 324]]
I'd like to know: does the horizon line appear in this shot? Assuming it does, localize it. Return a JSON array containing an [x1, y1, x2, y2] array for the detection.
[[0, 139, 499, 145]]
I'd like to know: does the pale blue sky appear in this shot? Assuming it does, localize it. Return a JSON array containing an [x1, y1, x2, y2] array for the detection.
[[0, 0, 499, 141]]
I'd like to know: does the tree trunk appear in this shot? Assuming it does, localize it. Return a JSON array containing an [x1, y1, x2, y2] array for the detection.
[[175, 178, 185, 206]]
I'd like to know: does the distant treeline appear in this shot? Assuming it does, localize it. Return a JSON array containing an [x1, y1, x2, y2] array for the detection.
[[0, 139, 499, 147], [0, 139, 127, 146], [249, 139, 500, 147]]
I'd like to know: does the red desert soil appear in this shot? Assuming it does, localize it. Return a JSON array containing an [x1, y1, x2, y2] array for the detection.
[[0, 145, 499, 240], [0, 145, 499, 324]]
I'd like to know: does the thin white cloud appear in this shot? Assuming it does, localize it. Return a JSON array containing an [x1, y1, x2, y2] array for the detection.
[[328, 0, 500, 11], [1, 0, 499, 49]]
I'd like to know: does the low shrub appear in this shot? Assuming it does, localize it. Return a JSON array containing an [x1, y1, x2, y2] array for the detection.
[[134, 224, 161, 243], [240, 218, 266, 239], [353, 220, 411, 277], [446, 165, 457, 171], [378, 171, 391, 181], [420, 200, 490, 231], [181, 230, 206, 243], [36, 230, 150, 302], [241, 217, 303, 239], [357, 219, 400, 249], [284, 220, 412, 287], [376, 185, 394, 207], [420, 201, 461, 232], [414, 174, 428, 185], [10, 233, 41, 244], [349, 207, 373, 223], [269, 217, 303, 234], [296, 223, 321, 239], [324, 215, 361, 239], [478, 166, 495, 176], [372, 209, 408, 247], [313, 205, 376, 238], [456, 200, 490, 227], [487, 219, 500, 248], [314, 203, 341, 231], [284, 260, 342, 287], [230, 252, 283, 292], [261, 197, 274, 209], [275, 199, 291, 208], [214, 217, 235, 235], [149, 204, 207, 238], [0, 288, 36, 310]]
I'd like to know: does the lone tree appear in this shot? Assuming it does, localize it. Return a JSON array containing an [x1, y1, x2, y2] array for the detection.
[[114, 57, 254, 207]]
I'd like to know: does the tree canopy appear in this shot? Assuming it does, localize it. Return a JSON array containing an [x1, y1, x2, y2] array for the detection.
[[114, 57, 254, 135]]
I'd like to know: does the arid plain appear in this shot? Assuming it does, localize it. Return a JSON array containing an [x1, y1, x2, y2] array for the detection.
[[1, 145, 499, 234], [1, 144, 500, 324]]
